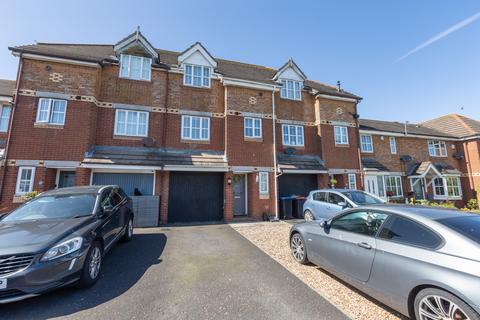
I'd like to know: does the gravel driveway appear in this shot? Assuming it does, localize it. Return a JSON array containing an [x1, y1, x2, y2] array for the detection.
[[231, 221, 408, 320]]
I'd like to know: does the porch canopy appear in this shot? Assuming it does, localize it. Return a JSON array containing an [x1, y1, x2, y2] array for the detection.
[[407, 161, 461, 189], [361, 157, 390, 173], [277, 154, 327, 173]]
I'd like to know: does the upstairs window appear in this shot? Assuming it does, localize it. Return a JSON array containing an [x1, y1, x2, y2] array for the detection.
[[428, 140, 447, 157], [389, 137, 397, 154], [119, 54, 152, 81], [334, 126, 349, 145], [282, 124, 304, 146], [114, 109, 149, 137], [181, 115, 210, 141], [280, 80, 301, 100], [244, 117, 262, 138], [184, 64, 211, 88], [36, 98, 67, 125], [0, 105, 11, 132], [360, 134, 373, 152]]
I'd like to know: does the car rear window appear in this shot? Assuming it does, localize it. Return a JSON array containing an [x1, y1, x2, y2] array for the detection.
[[341, 191, 384, 205], [378, 216, 442, 249], [438, 215, 480, 244]]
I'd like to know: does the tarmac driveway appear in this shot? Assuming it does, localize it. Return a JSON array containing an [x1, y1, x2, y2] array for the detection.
[[0, 224, 347, 320]]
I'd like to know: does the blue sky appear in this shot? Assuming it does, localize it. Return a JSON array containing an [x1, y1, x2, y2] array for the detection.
[[1, 0, 479, 122]]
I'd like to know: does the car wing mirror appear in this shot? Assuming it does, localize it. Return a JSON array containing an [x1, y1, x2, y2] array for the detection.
[[319, 220, 331, 229], [337, 201, 347, 208]]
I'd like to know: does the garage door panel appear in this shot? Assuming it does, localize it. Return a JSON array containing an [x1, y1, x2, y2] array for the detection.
[[278, 174, 317, 198], [92, 173, 154, 196], [168, 172, 223, 223]]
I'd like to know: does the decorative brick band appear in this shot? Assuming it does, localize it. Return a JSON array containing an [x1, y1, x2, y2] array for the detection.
[[320, 119, 357, 127]]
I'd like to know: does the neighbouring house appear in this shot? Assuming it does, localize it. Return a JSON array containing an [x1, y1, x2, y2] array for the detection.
[[359, 117, 480, 206], [0, 79, 15, 197]]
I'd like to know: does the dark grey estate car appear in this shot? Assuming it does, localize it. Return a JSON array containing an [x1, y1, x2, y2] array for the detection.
[[290, 205, 480, 320], [0, 185, 134, 303]]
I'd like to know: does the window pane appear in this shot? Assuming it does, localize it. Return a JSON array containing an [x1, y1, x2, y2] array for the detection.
[[0, 106, 11, 131], [138, 112, 147, 136], [130, 56, 142, 79], [203, 67, 210, 87], [126, 111, 138, 135], [37, 99, 50, 122], [193, 66, 202, 86], [185, 65, 192, 84], [142, 58, 151, 80], [379, 216, 441, 248], [182, 116, 191, 138], [282, 125, 288, 144], [51, 100, 66, 124], [120, 55, 129, 77], [289, 126, 296, 145], [294, 81, 301, 99], [332, 211, 388, 236], [297, 126, 303, 145], [281, 80, 287, 97]]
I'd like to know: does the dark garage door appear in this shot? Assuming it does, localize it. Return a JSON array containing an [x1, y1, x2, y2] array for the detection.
[[92, 172, 154, 196], [278, 174, 317, 198], [168, 172, 224, 223]]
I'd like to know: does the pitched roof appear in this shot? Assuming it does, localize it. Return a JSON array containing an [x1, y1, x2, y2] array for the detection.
[[361, 158, 390, 172], [406, 161, 461, 176], [421, 114, 480, 139], [359, 118, 452, 138], [10, 43, 360, 100], [0, 79, 15, 97], [277, 154, 327, 172]]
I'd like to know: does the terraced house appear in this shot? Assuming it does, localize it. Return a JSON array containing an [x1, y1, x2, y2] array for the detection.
[[0, 31, 478, 224], [0, 30, 364, 224]]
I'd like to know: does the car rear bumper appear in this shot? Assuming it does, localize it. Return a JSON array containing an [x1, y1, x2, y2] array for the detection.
[[0, 248, 88, 304]]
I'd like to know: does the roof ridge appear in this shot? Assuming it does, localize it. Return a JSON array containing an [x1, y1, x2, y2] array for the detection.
[[452, 114, 476, 135], [35, 42, 113, 47]]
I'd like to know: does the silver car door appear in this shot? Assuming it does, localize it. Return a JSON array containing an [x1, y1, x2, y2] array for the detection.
[[313, 192, 330, 219], [327, 192, 345, 215], [312, 210, 388, 282]]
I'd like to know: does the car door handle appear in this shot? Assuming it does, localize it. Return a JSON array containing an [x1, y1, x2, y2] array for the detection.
[[357, 242, 372, 250]]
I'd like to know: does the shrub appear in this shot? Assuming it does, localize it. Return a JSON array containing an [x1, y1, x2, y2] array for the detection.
[[24, 191, 39, 201], [466, 199, 479, 210]]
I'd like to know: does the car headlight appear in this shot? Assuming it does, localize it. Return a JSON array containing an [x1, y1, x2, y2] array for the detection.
[[41, 237, 83, 261]]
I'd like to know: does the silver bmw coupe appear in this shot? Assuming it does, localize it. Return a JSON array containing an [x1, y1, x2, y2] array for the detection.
[[290, 205, 480, 320]]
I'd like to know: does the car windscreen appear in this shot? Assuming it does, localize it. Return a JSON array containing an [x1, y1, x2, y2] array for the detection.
[[2, 194, 97, 221], [341, 191, 384, 205], [438, 215, 480, 244]]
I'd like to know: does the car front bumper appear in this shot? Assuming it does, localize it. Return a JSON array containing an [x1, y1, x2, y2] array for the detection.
[[0, 247, 88, 303]]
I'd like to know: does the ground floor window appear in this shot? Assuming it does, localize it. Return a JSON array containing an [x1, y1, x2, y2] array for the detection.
[[348, 174, 357, 189], [16, 167, 35, 195], [433, 177, 461, 199], [384, 176, 403, 198], [259, 172, 269, 195]]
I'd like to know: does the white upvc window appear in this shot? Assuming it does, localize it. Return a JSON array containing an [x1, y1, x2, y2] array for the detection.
[[280, 79, 302, 100], [181, 115, 210, 141], [244, 117, 262, 138], [282, 124, 304, 146], [433, 177, 462, 199], [114, 109, 149, 137], [385, 176, 403, 198], [348, 174, 357, 189], [259, 172, 269, 195], [0, 105, 11, 132], [428, 140, 447, 157], [119, 54, 152, 81], [334, 126, 349, 145], [183, 64, 211, 88], [16, 167, 35, 195], [389, 137, 397, 154], [36, 98, 67, 125], [360, 134, 373, 153]]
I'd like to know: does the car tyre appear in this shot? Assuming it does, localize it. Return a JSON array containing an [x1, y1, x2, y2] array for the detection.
[[290, 233, 309, 265], [78, 241, 103, 288], [121, 217, 133, 243], [414, 288, 480, 320], [304, 210, 315, 221]]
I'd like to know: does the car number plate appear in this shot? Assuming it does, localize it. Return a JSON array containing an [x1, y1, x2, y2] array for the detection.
[[0, 278, 6, 290]]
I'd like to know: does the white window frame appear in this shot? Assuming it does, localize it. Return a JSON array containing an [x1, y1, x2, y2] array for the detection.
[[334, 126, 349, 145], [433, 176, 462, 199], [244, 117, 262, 138], [114, 109, 149, 137], [360, 134, 374, 153], [281, 124, 304, 146], [259, 172, 269, 195], [0, 104, 11, 132], [428, 140, 447, 157], [119, 54, 152, 81], [385, 176, 403, 198], [183, 64, 211, 88], [16, 167, 36, 195], [181, 115, 210, 141], [36, 98, 67, 125], [389, 137, 397, 154], [280, 79, 302, 100], [348, 174, 357, 189]]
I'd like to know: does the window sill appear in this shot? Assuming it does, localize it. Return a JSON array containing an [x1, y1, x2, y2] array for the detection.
[[361, 150, 374, 153], [259, 193, 270, 199], [12, 195, 27, 203], [182, 83, 211, 90], [118, 76, 151, 82], [181, 139, 210, 144], [335, 143, 350, 148], [279, 96, 302, 102], [34, 123, 64, 129], [429, 155, 448, 158], [283, 144, 305, 148], [433, 196, 462, 201], [113, 135, 146, 141], [244, 137, 263, 142]]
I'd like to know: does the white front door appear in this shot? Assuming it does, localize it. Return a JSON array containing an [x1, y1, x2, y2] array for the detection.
[[364, 175, 378, 196]]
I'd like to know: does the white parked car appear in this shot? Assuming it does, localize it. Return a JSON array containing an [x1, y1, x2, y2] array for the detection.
[[302, 189, 385, 221]]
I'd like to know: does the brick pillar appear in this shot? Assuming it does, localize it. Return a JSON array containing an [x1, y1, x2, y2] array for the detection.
[[317, 174, 329, 189], [75, 167, 91, 186], [224, 171, 234, 221], [160, 171, 169, 224]]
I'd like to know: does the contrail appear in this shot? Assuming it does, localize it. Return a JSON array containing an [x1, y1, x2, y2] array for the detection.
[[397, 10, 480, 62]]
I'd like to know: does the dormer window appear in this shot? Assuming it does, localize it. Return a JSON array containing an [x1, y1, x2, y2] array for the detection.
[[119, 54, 152, 81], [184, 64, 211, 88], [280, 80, 301, 100]]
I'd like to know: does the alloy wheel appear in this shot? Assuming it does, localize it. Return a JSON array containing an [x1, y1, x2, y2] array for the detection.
[[291, 234, 305, 262], [304, 211, 314, 221], [89, 247, 102, 280], [127, 219, 133, 238], [419, 295, 471, 320]]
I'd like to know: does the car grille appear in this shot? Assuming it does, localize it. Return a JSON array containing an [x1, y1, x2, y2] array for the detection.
[[0, 254, 35, 276], [0, 289, 24, 300]]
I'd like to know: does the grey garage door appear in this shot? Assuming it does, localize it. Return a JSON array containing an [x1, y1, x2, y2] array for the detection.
[[278, 174, 317, 198], [92, 173, 154, 196], [168, 172, 224, 223]]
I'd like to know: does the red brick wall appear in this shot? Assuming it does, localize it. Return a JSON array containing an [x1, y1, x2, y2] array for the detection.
[[321, 125, 361, 169]]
